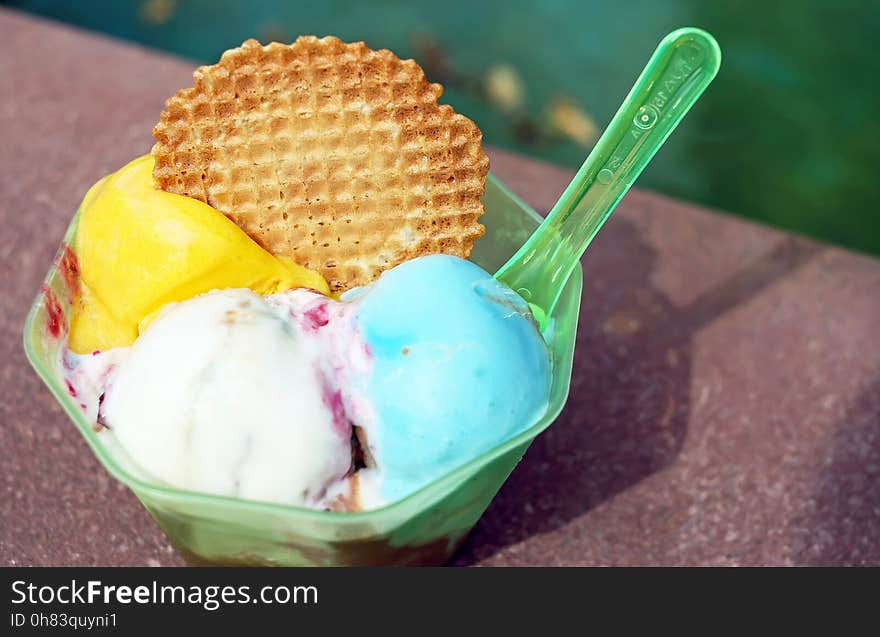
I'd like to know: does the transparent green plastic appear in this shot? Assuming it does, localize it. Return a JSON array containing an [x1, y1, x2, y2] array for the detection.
[[22, 173, 582, 566], [496, 28, 721, 325]]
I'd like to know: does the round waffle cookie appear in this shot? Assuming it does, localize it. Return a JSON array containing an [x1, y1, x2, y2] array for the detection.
[[152, 36, 489, 292]]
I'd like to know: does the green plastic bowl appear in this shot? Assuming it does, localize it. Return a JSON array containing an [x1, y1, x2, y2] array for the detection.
[[23, 172, 582, 566]]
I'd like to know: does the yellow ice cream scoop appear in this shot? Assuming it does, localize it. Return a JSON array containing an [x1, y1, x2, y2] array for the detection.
[[69, 155, 329, 353]]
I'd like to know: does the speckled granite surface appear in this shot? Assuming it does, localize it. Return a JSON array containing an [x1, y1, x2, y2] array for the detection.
[[1, 9, 878, 566]]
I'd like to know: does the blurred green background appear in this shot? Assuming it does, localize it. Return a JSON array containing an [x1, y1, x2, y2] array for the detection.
[[6, 0, 879, 255]]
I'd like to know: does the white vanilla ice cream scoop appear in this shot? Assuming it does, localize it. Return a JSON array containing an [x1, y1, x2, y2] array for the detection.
[[97, 289, 354, 508]]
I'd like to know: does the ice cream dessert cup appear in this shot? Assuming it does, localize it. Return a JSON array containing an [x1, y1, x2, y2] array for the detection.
[[24, 27, 719, 566], [24, 173, 582, 566]]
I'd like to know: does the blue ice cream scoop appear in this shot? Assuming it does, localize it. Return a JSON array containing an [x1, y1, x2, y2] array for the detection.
[[346, 254, 552, 505]]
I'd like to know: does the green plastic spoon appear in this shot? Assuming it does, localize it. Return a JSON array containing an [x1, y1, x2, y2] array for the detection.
[[495, 27, 721, 329]]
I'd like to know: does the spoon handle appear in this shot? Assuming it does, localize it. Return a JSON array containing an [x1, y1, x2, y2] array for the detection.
[[495, 27, 721, 326]]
